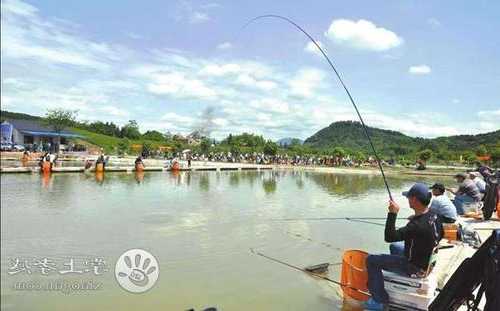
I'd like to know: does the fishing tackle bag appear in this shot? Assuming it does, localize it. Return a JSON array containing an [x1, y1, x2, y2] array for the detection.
[[482, 175, 499, 220]]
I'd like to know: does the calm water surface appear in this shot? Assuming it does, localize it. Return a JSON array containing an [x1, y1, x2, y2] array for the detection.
[[1, 170, 446, 311]]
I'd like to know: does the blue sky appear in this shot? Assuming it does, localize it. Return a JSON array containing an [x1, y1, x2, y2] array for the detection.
[[1, 0, 499, 140]]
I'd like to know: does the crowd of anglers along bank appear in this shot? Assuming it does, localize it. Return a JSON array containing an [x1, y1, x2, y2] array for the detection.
[[36, 152, 181, 174]]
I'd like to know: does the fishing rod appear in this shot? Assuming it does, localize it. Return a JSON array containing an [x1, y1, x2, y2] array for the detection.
[[242, 15, 393, 200], [272, 216, 401, 227], [272, 217, 390, 221], [249, 248, 369, 296]]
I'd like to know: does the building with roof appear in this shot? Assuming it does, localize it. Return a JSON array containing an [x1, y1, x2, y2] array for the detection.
[[1, 119, 82, 150]]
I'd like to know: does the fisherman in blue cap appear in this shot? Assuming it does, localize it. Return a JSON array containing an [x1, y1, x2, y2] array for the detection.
[[364, 183, 444, 310]]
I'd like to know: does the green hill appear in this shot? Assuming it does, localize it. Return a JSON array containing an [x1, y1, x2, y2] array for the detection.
[[304, 120, 500, 158]]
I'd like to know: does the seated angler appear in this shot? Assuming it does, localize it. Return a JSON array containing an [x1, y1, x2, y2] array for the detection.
[[429, 183, 458, 223], [364, 183, 443, 310], [447, 173, 482, 215], [135, 155, 145, 170], [135, 155, 144, 165], [469, 172, 486, 194]]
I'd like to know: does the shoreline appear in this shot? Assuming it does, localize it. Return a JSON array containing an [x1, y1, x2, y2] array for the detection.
[[0, 159, 470, 177]]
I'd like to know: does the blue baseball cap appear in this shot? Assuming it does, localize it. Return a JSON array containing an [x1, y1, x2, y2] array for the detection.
[[402, 183, 431, 201]]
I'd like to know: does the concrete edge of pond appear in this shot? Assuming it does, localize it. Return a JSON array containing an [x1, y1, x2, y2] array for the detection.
[[0, 165, 275, 174], [0, 165, 460, 178]]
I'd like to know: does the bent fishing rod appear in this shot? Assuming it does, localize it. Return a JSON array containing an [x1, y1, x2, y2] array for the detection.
[[242, 15, 393, 200], [250, 248, 370, 296]]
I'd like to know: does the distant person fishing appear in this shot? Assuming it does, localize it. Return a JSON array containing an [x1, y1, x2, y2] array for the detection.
[[135, 155, 145, 171]]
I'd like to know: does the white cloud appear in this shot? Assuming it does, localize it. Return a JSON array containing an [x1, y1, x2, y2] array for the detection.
[[216, 42, 233, 50], [100, 106, 130, 118], [212, 118, 228, 127], [190, 12, 210, 24], [174, 0, 214, 24], [148, 72, 217, 100], [199, 63, 240, 76], [325, 19, 403, 51], [2, 1, 496, 141], [478, 109, 500, 118], [409, 65, 431, 75], [477, 109, 500, 132], [161, 112, 195, 124], [1, 0, 37, 17], [1, 0, 122, 69], [250, 98, 289, 114], [289, 68, 325, 98], [1, 95, 15, 109], [304, 41, 324, 56], [234, 74, 277, 91]]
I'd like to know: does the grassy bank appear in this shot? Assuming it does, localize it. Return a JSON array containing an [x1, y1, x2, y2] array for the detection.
[[71, 128, 171, 154]]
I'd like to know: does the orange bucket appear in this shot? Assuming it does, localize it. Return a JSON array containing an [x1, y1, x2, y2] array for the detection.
[[135, 163, 144, 172], [340, 250, 370, 301], [95, 162, 104, 173], [171, 162, 180, 171], [443, 223, 459, 241], [42, 161, 51, 173]]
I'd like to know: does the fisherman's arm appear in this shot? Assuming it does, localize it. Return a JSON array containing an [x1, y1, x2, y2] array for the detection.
[[384, 200, 415, 242]]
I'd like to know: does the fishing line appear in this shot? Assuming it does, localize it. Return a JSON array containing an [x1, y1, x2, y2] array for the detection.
[[284, 229, 344, 252], [240, 15, 393, 200], [250, 248, 370, 296]]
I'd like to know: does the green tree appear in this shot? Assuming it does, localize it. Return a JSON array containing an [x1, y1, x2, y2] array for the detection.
[[331, 147, 346, 157], [476, 145, 488, 156], [230, 144, 242, 155], [43, 109, 78, 152], [263, 140, 278, 156], [200, 138, 211, 154], [462, 151, 477, 164], [142, 130, 165, 141], [352, 151, 366, 161], [117, 138, 130, 156], [120, 120, 141, 139], [490, 146, 500, 167], [142, 141, 153, 157], [417, 149, 433, 162]]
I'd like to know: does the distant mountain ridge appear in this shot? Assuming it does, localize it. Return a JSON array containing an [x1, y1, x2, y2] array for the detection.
[[2, 110, 499, 157], [304, 120, 500, 156]]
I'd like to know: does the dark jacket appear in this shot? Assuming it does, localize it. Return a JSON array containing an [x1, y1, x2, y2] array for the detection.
[[385, 211, 443, 270]]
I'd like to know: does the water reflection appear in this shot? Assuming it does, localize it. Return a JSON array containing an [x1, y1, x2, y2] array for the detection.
[[229, 172, 240, 187], [41, 171, 52, 188], [135, 171, 145, 184], [262, 172, 278, 194], [199, 173, 210, 191], [95, 171, 105, 184], [304, 172, 405, 198], [2, 170, 435, 311]]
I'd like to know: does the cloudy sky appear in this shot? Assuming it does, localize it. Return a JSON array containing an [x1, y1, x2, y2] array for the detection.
[[1, 0, 499, 140]]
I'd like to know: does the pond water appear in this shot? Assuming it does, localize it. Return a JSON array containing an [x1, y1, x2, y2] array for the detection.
[[0, 170, 448, 311]]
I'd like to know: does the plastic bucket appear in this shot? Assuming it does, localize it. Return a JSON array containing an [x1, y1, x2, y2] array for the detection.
[[95, 162, 104, 173], [42, 161, 51, 173], [443, 223, 459, 241], [171, 162, 180, 171], [340, 250, 370, 301], [135, 163, 144, 172]]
